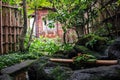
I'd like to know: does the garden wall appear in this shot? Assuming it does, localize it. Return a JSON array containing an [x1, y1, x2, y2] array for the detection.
[[84, 0, 120, 36], [0, 1, 23, 54]]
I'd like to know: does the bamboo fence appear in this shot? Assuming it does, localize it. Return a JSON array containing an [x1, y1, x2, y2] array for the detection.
[[0, 1, 23, 54]]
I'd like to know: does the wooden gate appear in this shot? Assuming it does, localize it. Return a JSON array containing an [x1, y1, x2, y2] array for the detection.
[[0, 1, 23, 54]]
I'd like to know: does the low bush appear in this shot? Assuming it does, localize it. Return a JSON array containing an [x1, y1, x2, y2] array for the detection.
[[28, 36, 73, 55], [0, 37, 73, 70]]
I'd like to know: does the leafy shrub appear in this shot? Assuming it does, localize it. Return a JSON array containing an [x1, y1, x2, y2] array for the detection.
[[29, 37, 60, 55], [61, 43, 73, 51], [95, 23, 113, 37], [74, 54, 96, 67], [29, 36, 73, 55], [74, 54, 96, 63]]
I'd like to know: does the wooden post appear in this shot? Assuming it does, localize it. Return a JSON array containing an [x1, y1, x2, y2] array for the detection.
[[9, 8, 12, 51], [5, 8, 9, 53], [14, 9, 17, 51], [0, 0, 3, 54]]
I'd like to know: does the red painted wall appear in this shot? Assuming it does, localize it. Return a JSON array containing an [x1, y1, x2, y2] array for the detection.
[[35, 9, 63, 38]]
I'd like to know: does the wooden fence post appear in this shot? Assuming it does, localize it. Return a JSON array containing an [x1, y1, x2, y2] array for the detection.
[[0, 0, 3, 54]]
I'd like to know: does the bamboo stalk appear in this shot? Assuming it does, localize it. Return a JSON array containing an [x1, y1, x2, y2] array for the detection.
[[50, 58, 118, 65], [95, 60, 118, 65], [50, 58, 73, 63]]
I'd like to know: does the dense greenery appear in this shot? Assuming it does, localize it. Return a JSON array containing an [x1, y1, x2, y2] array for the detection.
[[1, 0, 119, 72], [25, 36, 73, 55], [47, 0, 99, 40], [0, 37, 73, 70]]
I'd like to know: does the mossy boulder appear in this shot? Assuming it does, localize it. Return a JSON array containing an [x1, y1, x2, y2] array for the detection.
[[28, 56, 72, 80], [108, 37, 120, 59], [76, 34, 108, 52], [74, 45, 91, 54], [74, 45, 101, 58]]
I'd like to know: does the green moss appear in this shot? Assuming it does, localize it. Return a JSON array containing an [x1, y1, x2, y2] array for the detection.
[[51, 66, 70, 80], [76, 34, 108, 52]]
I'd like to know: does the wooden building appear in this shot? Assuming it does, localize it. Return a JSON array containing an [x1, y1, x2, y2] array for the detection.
[[34, 8, 63, 38]]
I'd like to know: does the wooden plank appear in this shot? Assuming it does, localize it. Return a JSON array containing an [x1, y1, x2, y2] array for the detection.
[[0, 0, 3, 54], [2, 4, 19, 9]]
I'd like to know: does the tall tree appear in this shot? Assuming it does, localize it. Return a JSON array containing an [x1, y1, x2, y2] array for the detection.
[[19, 0, 28, 52], [26, 6, 37, 50], [47, 0, 97, 42]]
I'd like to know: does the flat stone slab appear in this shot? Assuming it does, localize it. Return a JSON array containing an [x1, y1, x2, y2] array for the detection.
[[1, 60, 35, 74], [68, 65, 120, 80], [0, 74, 12, 80]]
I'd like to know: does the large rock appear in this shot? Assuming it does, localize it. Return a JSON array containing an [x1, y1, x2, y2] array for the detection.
[[67, 49, 78, 58], [108, 37, 120, 59], [68, 65, 120, 80], [75, 34, 107, 52], [28, 56, 72, 80], [0, 74, 12, 80], [74, 45, 102, 59]]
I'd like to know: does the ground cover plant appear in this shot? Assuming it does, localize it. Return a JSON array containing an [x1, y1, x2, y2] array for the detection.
[[0, 36, 73, 70]]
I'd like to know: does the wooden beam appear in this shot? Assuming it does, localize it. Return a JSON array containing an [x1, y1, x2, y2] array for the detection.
[[2, 4, 19, 9]]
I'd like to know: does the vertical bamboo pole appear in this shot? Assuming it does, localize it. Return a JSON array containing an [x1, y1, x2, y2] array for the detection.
[[9, 7, 12, 51], [5, 8, 9, 53], [14, 9, 17, 51], [0, 0, 3, 54], [11, 9, 14, 51], [2, 7, 5, 54]]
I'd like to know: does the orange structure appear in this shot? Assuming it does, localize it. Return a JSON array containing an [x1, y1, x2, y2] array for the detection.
[[35, 8, 63, 38]]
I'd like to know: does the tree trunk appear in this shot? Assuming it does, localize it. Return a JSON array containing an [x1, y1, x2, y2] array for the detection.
[[75, 26, 84, 38], [63, 31, 67, 44], [26, 6, 37, 50], [19, 0, 27, 52]]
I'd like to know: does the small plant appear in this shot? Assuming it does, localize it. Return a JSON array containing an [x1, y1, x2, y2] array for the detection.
[[74, 54, 96, 67], [61, 43, 73, 51], [74, 54, 96, 62]]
